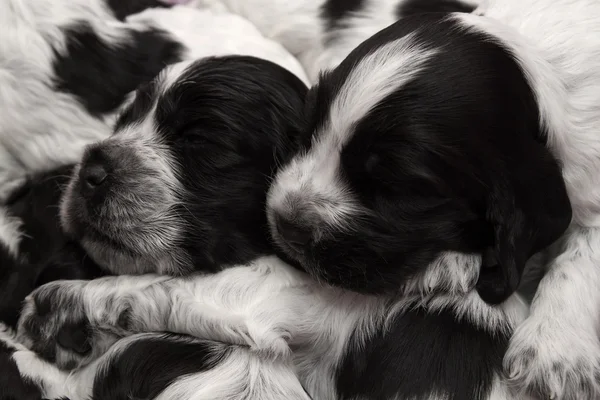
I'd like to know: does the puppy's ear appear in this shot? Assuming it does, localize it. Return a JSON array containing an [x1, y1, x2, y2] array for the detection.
[[476, 142, 572, 304]]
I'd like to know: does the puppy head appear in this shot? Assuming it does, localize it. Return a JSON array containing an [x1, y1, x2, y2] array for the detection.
[[60, 56, 308, 275], [267, 14, 572, 303]]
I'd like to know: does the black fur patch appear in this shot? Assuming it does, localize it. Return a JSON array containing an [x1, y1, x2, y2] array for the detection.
[[321, 0, 366, 31], [0, 166, 104, 328], [52, 22, 184, 118], [106, 0, 170, 21], [336, 307, 509, 400], [93, 335, 227, 400], [396, 0, 476, 18], [0, 340, 44, 400]]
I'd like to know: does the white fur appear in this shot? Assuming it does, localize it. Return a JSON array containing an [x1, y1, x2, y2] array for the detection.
[[155, 344, 310, 400], [456, 1, 600, 397], [18, 255, 528, 399], [181, 0, 442, 81], [0, 207, 22, 258], [126, 6, 309, 84]]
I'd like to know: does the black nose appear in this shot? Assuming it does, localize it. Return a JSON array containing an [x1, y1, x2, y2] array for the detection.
[[276, 216, 311, 251], [80, 163, 107, 189]]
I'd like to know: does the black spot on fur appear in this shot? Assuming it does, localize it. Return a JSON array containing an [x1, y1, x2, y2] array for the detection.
[[336, 307, 509, 400], [396, 0, 476, 18], [106, 0, 170, 21], [321, 0, 366, 31], [93, 335, 227, 400], [52, 22, 184, 118]]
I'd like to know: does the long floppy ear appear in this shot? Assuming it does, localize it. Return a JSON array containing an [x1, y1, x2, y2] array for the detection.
[[476, 141, 572, 304]]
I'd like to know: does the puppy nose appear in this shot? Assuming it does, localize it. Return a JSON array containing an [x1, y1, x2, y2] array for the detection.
[[276, 216, 311, 250], [80, 163, 107, 189]]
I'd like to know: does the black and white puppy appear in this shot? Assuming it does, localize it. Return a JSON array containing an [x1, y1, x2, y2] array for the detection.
[[267, 0, 600, 399], [12, 54, 311, 400], [170, 0, 481, 80], [0, 0, 307, 201], [17, 35, 533, 400], [59, 55, 308, 275]]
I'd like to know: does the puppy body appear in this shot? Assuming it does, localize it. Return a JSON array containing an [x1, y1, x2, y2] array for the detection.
[[266, 0, 600, 398], [464, 2, 600, 398]]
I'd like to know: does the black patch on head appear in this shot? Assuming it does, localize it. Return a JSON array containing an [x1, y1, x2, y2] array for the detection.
[[93, 335, 227, 400], [321, 0, 366, 31], [396, 0, 476, 18], [126, 56, 308, 272], [106, 0, 170, 21], [52, 21, 184, 118], [298, 14, 571, 298], [336, 307, 508, 400], [0, 340, 44, 400], [0, 166, 105, 328]]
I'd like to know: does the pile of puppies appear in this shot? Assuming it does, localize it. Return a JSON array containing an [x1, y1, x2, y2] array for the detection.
[[2, 0, 600, 399]]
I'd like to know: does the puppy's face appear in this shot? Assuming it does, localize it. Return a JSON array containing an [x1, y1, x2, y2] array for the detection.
[[267, 14, 572, 302], [61, 56, 307, 275]]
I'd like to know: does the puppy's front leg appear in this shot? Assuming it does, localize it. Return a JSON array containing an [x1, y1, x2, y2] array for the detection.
[[504, 226, 600, 400], [17, 256, 311, 370]]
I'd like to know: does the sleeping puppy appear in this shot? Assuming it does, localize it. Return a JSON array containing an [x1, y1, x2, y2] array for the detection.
[[166, 0, 481, 80], [266, 0, 600, 399], [58, 55, 307, 276], [11, 54, 310, 400], [16, 35, 534, 400], [0, 0, 307, 201]]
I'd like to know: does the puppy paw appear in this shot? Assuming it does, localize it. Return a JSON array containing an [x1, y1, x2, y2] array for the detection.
[[17, 281, 119, 369], [504, 318, 600, 400]]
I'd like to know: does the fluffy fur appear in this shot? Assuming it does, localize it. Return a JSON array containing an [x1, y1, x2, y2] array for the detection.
[[267, 1, 600, 398], [17, 256, 529, 399], [168, 0, 481, 81], [58, 56, 308, 275], [18, 27, 532, 400], [0, 0, 307, 201]]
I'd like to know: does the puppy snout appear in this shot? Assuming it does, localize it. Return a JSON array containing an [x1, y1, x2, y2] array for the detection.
[[275, 214, 312, 252], [80, 163, 107, 189]]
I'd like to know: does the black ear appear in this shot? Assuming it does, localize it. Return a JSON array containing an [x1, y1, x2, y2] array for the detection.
[[476, 141, 572, 304]]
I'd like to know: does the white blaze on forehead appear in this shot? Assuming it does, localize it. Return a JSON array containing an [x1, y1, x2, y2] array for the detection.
[[269, 34, 438, 225], [324, 33, 437, 148]]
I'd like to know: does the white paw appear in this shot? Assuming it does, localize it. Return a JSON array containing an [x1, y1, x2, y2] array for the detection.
[[504, 317, 600, 400]]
